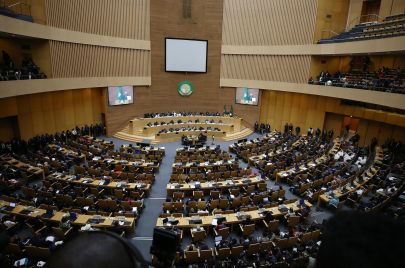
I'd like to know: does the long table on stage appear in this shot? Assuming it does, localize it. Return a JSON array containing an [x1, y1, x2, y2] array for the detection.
[[129, 115, 243, 135], [156, 130, 226, 143], [143, 122, 234, 136]]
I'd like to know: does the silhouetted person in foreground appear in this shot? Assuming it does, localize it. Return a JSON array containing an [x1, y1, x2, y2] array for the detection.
[[45, 231, 147, 268], [317, 211, 405, 268]]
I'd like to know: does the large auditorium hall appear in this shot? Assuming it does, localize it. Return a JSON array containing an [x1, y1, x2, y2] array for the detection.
[[0, 0, 404, 267]]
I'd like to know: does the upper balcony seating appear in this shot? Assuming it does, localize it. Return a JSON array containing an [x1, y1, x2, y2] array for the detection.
[[318, 13, 405, 44], [309, 67, 405, 94], [0, 51, 47, 81], [0, 6, 33, 22]]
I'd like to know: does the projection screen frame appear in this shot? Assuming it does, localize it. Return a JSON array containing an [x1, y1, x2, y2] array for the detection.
[[107, 85, 134, 106], [165, 37, 208, 73], [235, 87, 260, 106]]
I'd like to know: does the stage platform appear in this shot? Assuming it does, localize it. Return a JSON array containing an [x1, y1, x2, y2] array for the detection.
[[113, 115, 253, 144]]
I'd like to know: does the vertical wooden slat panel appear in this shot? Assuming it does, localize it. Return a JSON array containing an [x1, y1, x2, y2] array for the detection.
[[221, 54, 311, 83], [45, 0, 150, 40], [222, 0, 317, 45], [48, 41, 150, 78]]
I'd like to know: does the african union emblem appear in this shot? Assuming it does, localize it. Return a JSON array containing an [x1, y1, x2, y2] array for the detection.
[[177, 80, 194, 97]]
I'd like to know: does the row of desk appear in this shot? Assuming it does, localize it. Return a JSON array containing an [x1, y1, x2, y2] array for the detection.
[[1, 155, 44, 179], [82, 135, 115, 150], [317, 146, 382, 207], [48, 144, 86, 162], [143, 122, 234, 136], [156, 199, 311, 228], [229, 132, 280, 152], [130, 115, 242, 133], [247, 137, 305, 166], [89, 157, 160, 172], [0, 199, 135, 231], [47, 173, 151, 193], [172, 158, 236, 168], [156, 130, 226, 143], [276, 139, 341, 182], [167, 176, 263, 194], [119, 144, 165, 156], [317, 166, 379, 207]]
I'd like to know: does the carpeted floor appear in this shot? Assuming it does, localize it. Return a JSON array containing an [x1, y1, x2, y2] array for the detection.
[[101, 133, 333, 262]]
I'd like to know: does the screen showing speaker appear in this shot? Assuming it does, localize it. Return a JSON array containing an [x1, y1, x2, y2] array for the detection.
[[235, 87, 260, 105], [108, 86, 134, 106], [165, 38, 208, 73]]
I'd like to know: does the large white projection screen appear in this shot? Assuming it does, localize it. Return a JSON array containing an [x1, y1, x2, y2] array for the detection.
[[165, 38, 208, 73]]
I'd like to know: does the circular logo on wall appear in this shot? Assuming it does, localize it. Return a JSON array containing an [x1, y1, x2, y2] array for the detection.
[[177, 80, 194, 97]]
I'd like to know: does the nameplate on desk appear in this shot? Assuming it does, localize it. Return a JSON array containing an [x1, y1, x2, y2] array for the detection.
[[19, 209, 34, 215], [236, 213, 250, 220], [189, 219, 202, 224], [1, 206, 15, 212], [214, 216, 226, 222], [87, 218, 105, 224], [112, 220, 131, 226], [41, 213, 54, 219]]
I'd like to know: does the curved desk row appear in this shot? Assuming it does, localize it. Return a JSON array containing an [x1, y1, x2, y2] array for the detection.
[[156, 130, 226, 143], [156, 199, 311, 228], [167, 176, 263, 195], [143, 122, 234, 136], [47, 173, 151, 193], [129, 115, 243, 135], [0, 199, 135, 231]]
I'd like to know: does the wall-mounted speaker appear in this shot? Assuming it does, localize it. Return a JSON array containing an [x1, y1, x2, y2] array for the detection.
[[183, 0, 191, 19]]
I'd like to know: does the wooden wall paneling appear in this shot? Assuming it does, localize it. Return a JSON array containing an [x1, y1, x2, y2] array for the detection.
[[220, 55, 312, 83], [16, 96, 32, 140], [81, 89, 94, 124], [392, 126, 405, 142], [0, 117, 16, 141], [289, 93, 301, 129], [259, 90, 405, 145], [41, 93, 56, 134], [299, 94, 310, 131], [365, 121, 381, 146], [324, 113, 344, 138], [45, 0, 150, 40], [380, 0, 405, 18], [48, 41, 150, 78], [259, 91, 269, 123], [60, 91, 75, 130], [222, 0, 318, 45], [72, 89, 85, 126], [378, 123, 395, 144], [91, 89, 102, 123], [313, 0, 350, 42], [356, 119, 369, 147], [272, 91, 283, 130], [29, 94, 46, 137], [0, 97, 18, 118], [51, 91, 66, 133], [373, 111, 388, 123], [313, 96, 327, 129], [281, 92, 293, 127]]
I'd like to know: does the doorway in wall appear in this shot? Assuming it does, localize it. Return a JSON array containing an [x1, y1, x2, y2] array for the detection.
[[360, 0, 381, 23], [342, 116, 360, 139], [0, 116, 20, 141]]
